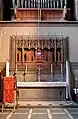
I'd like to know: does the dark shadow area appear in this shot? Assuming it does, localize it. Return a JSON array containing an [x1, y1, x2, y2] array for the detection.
[[3, 0, 12, 20], [67, 0, 75, 20]]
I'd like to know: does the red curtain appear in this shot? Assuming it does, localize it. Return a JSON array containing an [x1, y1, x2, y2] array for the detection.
[[3, 77, 15, 103]]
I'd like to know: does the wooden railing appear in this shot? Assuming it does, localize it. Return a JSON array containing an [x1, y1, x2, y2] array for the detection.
[[11, 8, 71, 21]]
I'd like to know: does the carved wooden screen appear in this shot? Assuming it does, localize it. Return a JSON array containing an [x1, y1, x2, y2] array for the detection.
[[9, 35, 69, 70]]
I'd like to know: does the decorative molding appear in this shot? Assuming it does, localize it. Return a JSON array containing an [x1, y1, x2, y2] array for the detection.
[[1, 21, 78, 27]]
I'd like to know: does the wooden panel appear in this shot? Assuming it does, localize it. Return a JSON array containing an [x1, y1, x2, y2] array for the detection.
[[15, 8, 70, 21], [18, 87, 66, 101]]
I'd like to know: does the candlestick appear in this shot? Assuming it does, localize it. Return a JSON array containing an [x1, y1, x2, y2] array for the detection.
[[38, 66, 40, 82], [25, 64, 27, 72], [29, 43, 30, 49], [16, 64, 17, 72], [51, 64, 53, 73], [61, 64, 63, 72]]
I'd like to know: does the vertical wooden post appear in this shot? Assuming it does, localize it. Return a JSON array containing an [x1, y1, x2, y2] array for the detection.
[[15, 33, 17, 67], [40, 9, 41, 21], [2, 103, 4, 113], [54, 40, 56, 62], [51, 64, 53, 73], [22, 36, 24, 63], [22, 47, 24, 63], [15, 75, 18, 109], [61, 40, 63, 63], [61, 63, 63, 73]]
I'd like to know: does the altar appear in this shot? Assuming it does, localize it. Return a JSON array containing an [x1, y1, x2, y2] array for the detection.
[[16, 82, 66, 102]]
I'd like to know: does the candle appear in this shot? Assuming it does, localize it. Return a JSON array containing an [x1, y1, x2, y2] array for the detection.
[[6, 59, 9, 77]]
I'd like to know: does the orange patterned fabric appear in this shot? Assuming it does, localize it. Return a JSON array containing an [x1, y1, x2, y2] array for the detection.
[[3, 77, 15, 103]]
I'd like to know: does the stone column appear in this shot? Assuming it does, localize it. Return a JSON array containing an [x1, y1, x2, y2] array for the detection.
[[25, 0, 27, 8], [65, 0, 67, 5], [34, 0, 35, 8], [21, 0, 24, 8], [51, 0, 53, 8], [48, 0, 49, 8], [75, 0, 78, 20], [17, 0, 20, 7], [61, 0, 63, 8], [54, 2, 55, 8]]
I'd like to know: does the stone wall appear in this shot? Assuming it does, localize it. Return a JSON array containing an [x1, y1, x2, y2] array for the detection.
[[75, 0, 78, 20], [0, 22, 78, 76]]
